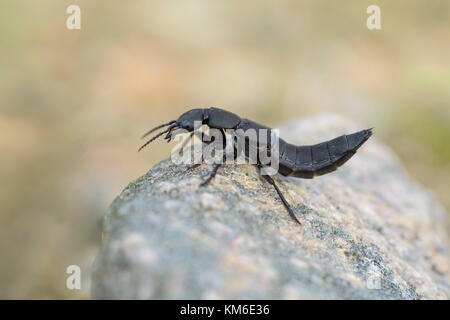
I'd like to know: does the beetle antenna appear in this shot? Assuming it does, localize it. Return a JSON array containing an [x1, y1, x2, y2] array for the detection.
[[138, 124, 176, 152], [141, 120, 176, 139]]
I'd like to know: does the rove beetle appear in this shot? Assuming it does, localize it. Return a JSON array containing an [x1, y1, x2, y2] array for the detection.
[[139, 107, 372, 225]]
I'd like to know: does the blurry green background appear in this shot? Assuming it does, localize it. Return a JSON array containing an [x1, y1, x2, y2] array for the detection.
[[0, 1, 449, 299]]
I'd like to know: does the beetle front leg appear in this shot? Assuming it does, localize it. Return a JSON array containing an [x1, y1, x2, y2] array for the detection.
[[186, 131, 214, 170], [188, 128, 226, 171], [199, 163, 223, 187]]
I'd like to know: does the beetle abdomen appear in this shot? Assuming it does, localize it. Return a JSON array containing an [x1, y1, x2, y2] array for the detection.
[[288, 129, 372, 178]]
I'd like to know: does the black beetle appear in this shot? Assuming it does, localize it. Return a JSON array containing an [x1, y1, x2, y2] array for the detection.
[[139, 107, 372, 225]]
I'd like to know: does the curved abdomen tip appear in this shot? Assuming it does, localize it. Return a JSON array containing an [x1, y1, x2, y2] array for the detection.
[[285, 128, 373, 178]]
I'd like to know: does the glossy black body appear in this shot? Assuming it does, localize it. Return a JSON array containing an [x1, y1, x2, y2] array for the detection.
[[198, 107, 372, 178], [140, 107, 373, 225]]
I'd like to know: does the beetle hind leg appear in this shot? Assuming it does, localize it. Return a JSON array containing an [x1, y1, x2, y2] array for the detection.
[[260, 174, 301, 225]]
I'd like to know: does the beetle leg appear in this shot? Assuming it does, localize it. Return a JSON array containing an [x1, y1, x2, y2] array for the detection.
[[188, 129, 226, 170], [199, 163, 223, 187], [188, 145, 203, 170], [198, 129, 228, 185], [260, 173, 301, 225], [187, 131, 212, 170], [199, 147, 228, 187], [188, 150, 204, 170]]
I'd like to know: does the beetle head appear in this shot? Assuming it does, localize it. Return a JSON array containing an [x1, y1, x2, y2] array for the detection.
[[164, 108, 205, 141], [138, 108, 205, 151], [176, 108, 204, 131]]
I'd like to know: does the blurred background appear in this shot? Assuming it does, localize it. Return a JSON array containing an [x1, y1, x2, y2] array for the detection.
[[0, 0, 449, 299]]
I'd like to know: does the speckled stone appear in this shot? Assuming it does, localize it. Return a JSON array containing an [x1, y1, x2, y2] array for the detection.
[[91, 114, 449, 299]]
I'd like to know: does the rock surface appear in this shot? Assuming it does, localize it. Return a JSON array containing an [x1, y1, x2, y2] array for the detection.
[[91, 114, 449, 299]]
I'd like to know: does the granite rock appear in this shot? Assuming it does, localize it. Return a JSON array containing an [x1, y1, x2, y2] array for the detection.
[[91, 114, 449, 299]]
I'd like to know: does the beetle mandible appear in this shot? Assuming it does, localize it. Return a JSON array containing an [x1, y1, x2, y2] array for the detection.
[[139, 107, 372, 225]]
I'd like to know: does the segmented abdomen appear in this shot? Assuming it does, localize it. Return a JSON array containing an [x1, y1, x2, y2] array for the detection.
[[278, 129, 372, 178]]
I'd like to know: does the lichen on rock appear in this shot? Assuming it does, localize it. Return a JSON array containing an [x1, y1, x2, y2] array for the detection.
[[91, 114, 449, 299]]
